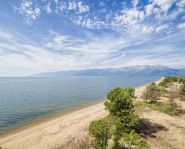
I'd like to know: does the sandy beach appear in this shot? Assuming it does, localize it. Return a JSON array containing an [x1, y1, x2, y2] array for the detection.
[[0, 101, 107, 149], [0, 81, 157, 149]]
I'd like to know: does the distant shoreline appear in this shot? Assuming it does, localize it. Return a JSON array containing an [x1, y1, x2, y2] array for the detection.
[[0, 77, 162, 149]]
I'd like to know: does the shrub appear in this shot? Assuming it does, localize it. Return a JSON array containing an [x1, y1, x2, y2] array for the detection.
[[105, 87, 137, 129], [179, 84, 185, 96], [105, 87, 139, 148], [142, 83, 161, 103], [141, 101, 179, 116], [134, 100, 179, 116], [120, 130, 148, 149], [121, 130, 140, 148], [89, 117, 112, 149], [178, 78, 185, 84], [159, 76, 178, 87]]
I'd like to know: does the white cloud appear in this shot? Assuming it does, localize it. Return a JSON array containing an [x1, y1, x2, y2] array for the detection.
[[177, 22, 185, 29], [3, 0, 185, 76], [145, 4, 154, 16], [78, 1, 90, 13], [176, 0, 185, 8], [53, 35, 69, 44], [0, 26, 185, 76], [72, 16, 106, 29], [113, 8, 145, 32], [155, 24, 169, 33], [17, 0, 41, 22], [132, 0, 139, 7], [45, 3, 52, 14], [153, 0, 176, 13], [68, 1, 77, 10], [142, 25, 154, 34], [67, 1, 89, 13]]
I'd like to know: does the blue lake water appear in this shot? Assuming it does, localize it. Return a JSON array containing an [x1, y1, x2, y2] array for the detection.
[[0, 76, 161, 136]]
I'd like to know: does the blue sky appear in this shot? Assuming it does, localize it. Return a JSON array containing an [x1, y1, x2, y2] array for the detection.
[[0, 0, 185, 76]]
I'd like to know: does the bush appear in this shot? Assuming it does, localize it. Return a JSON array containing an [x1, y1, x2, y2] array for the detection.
[[159, 76, 178, 87], [105, 87, 139, 148], [142, 83, 161, 103], [179, 84, 185, 96], [89, 117, 112, 149], [121, 130, 140, 148], [89, 87, 148, 149], [105, 87, 139, 131], [178, 78, 185, 84], [135, 100, 179, 116], [119, 130, 148, 149]]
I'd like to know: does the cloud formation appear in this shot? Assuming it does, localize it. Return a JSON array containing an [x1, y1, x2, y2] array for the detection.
[[0, 0, 184, 76]]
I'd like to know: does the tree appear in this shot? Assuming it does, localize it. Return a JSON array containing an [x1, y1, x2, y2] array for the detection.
[[104, 87, 139, 148], [89, 117, 111, 149], [169, 90, 176, 110], [121, 130, 141, 149], [180, 83, 185, 96], [142, 83, 161, 102]]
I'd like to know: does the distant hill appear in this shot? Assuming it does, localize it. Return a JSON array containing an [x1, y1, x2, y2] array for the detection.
[[32, 65, 185, 77]]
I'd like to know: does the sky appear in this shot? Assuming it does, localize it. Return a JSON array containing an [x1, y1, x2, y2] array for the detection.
[[0, 0, 185, 76]]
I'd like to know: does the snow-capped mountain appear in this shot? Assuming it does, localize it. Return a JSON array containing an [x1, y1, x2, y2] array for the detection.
[[32, 65, 185, 77]]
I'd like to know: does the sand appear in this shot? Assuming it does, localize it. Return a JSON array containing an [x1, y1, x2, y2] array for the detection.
[[0, 102, 107, 149], [0, 81, 150, 149], [0, 83, 147, 149], [2, 77, 185, 149]]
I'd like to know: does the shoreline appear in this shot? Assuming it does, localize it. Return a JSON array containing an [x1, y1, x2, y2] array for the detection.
[[0, 99, 105, 140], [0, 101, 107, 149], [0, 78, 162, 149]]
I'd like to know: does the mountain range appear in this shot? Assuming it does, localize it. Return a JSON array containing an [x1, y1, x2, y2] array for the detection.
[[32, 65, 185, 77]]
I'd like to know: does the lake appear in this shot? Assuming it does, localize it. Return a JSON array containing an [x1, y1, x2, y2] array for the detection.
[[0, 76, 161, 136]]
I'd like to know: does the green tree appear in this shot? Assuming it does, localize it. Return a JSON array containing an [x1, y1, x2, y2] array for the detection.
[[105, 87, 139, 148], [89, 117, 112, 149], [122, 130, 140, 149], [180, 83, 185, 96], [142, 83, 161, 102]]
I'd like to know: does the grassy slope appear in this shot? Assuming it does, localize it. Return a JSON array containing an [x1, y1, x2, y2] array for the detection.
[[135, 77, 185, 149]]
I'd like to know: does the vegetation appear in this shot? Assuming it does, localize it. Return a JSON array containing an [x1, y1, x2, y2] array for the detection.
[[134, 100, 179, 116], [89, 117, 112, 149], [159, 76, 185, 88], [159, 76, 178, 87], [89, 87, 147, 149], [168, 90, 177, 109], [121, 130, 147, 149], [0, 146, 7, 149], [142, 82, 161, 103], [88, 76, 185, 149], [105, 87, 139, 148], [179, 83, 185, 96], [179, 77, 185, 84]]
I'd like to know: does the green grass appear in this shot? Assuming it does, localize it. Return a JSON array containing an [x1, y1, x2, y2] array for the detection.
[[159, 76, 185, 88], [134, 100, 180, 116]]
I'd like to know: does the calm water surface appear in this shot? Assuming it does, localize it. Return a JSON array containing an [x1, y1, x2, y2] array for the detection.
[[0, 76, 161, 136]]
